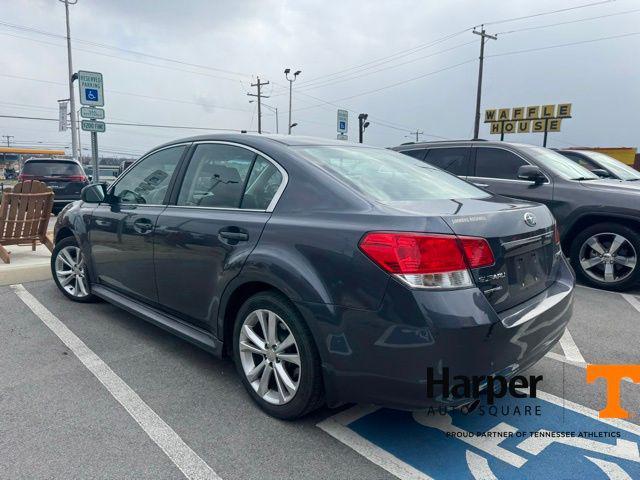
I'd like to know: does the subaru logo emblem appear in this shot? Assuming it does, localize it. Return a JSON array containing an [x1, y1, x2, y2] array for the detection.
[[524, 212, 537, 227]]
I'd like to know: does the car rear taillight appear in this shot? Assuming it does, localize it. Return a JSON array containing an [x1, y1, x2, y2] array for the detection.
[[359, 232, 494, 289], [68, 175, 88, 182], [553, 223, 560, 245]]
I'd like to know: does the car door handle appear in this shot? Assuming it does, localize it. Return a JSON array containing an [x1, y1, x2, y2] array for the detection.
[[219, 229, 249, 242], [473, 182, 490, 188], [133, 218, 154, 235]]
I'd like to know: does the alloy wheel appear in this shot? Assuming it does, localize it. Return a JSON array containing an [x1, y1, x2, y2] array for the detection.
[[54, 246, 90, 298], [238, 309, 301, 405], [579, 232, 637, 283]]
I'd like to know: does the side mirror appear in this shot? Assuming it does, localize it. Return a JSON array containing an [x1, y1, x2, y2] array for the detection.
[[518, 165, 546, 185], [591, 168, 610, 178], [81, 183, 107, 203]]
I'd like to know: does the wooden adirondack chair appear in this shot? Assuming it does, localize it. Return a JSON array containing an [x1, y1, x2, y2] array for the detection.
[[0, 180, 54, 264]]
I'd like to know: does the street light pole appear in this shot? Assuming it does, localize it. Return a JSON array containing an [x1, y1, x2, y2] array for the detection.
[[60, 0, 79, 161], [284, 68, 301, 134]]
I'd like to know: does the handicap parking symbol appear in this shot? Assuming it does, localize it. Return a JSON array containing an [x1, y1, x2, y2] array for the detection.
[[85, 88, 99, 102], [319, 390, 640, 479]]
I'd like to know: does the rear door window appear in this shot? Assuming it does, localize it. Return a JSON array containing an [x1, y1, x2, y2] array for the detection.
[[474, 148, 527, 180], [400, 149, 427, 160], [22, 161, 83, 177], [176, 144, 255, 208], [423, 148, 470, 176]]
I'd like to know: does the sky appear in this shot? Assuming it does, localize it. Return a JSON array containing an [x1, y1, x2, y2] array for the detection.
[[0, 0, 638, 159]]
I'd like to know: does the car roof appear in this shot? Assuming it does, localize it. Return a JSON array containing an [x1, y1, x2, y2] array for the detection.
[[151, 133, 374, 152], [393, 140, 540, 150], [24, 157, 80, 164]]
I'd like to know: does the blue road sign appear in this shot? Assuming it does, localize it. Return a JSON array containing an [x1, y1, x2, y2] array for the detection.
[[319, 391, 640, 479], [85, 89, 99, 103], [339, 121, 346, 131]]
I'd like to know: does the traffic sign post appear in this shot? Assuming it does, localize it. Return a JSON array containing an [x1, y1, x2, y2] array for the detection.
[[77, 71, 105, 183], [80, 107, 105, 120], [337, 109, 348, 140]]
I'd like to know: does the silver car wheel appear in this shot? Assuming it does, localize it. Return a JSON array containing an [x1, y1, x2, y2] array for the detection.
[[579, 232, 637, 283], [55, 246, 90, 298], [238, 309, 301, 405]]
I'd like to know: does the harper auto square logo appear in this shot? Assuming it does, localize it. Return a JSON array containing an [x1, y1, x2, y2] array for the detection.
[[587, 364, 640, 418], [426, 367, 543, 407]]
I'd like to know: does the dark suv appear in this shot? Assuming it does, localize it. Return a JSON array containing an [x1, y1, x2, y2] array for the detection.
[[19, 158, 89, 213], [51, 134, 573, 418], [393, 140, 640, 290]]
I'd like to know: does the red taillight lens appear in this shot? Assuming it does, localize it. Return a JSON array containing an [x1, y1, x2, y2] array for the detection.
[[68, 175, 88, 182], [359, 232, 494, 289], [359, 233, 467, 274], [459, 237, 495, 269]]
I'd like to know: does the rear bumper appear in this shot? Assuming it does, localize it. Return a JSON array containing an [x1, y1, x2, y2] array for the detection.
[[296, 255, 574, 409]]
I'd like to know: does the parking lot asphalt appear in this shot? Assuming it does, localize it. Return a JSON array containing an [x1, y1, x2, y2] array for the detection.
[[1, 279, 639, 479]]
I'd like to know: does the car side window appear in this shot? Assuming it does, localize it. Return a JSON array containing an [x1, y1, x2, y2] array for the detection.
[[111, 146, 185, 204], [474, 148, 527, 180], [241, 156, 283, 210], [424, 148, 470, 176], [177, 144, 256, 208], [401, 149, 426, 160]]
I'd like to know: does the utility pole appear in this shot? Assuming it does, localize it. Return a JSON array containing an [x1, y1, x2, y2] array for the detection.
[[77, 109, 82, 162], [247, 77, 270, 134], [284, 68, 301, 134], [60, 0, 79, 161], [408, 130, 424, 142], [2, 135, 14, 147], [358, 113, 370, 144], [249, 100, 278, 133], [472, 25, 497, 140]]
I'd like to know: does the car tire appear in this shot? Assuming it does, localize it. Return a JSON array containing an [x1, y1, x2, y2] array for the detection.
[[51, 236, 97, 303], [233, 291, 323, 419], [570, 222, 640, 291]]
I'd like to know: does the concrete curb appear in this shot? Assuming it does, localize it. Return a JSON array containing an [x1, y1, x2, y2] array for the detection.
[[0, 263, 51, 286]]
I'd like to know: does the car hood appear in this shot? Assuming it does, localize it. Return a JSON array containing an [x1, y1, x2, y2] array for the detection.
[[578, 179, 640, 193]]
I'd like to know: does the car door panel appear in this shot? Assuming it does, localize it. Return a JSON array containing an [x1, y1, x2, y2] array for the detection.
[[88, 204, 165, 303], [153, 208, 269, 329], [468, 146, 554, 206], [87, 145, 186, 304]]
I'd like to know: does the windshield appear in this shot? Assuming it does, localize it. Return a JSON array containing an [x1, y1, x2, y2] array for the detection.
[[519, 145, 599, 180], [294, 146, 490, 202], [22, 161, 83, 177], [578, 151, 640, 181]]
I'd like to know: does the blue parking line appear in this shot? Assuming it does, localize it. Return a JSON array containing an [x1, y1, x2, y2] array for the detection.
[[320, 391, 640, 479]]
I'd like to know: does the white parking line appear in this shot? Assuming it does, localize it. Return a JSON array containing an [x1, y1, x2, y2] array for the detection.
[[622, 294, 640, 315], [558, 329, 586, 364], [11, 284, 221, 480]]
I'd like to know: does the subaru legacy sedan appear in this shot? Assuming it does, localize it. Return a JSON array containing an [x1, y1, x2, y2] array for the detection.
[[51, 135, 574, 419]]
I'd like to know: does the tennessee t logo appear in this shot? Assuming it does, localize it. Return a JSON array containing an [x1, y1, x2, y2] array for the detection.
[[586, 365, 640, 418]]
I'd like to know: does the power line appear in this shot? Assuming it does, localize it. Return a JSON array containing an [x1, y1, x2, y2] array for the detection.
[[0, 20, 251, 79], [496, 7, 640, 35], [0, 113, 258, 133], [289, 40, 476, 94], [0, 73, 252, 113], [480, 0, 616, 26], [487, 31, 640, 58], [0, 31, 248, 85]]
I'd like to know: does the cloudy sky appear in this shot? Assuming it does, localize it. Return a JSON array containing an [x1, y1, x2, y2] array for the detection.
[[0, 0, 638, 158]]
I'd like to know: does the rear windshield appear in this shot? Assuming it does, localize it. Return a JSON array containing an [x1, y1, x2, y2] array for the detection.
[[294, 146, 489, 202], [23, 161, 83, 176]]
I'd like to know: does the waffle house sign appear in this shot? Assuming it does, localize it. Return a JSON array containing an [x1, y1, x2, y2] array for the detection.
[[484, 103, 572, 145]]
